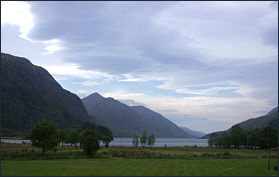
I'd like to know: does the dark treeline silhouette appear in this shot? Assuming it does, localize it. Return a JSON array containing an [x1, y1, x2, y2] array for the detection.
[[208, 124, 278, 149]]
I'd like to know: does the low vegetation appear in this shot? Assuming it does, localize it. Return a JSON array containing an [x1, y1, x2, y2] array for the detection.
[[2, 141, 278, 161]]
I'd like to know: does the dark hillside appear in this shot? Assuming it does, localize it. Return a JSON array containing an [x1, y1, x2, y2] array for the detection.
[[82, 93, 192, 138], [131, 106, 195, 138], [1, 53, 91, 136], [201, 107, 278, 139]]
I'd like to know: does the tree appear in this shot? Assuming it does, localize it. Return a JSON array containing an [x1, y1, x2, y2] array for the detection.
[[29, 120, 59, 155], [68, 130, 81, 150], [140, 131, 148, 147], [80, 129, 100, 156], [247, 127, 261, 149], [132, 136, 139, 147], [208, 139, 213, 147], [148, 134, 156, 147], [102, 136, 112, 148], [230, 124, 245, 148], [57, 129, 68, 147]]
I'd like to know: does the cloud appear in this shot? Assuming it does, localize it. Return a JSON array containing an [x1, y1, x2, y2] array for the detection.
[[269, 1, 278, 9], [175, 86, 240, 96], [117, 99, 147, 107], [2, 1, 277, 133], [1, 1, 33, 39], [82, 80, 99, 87], [261, 28, 278, 47]]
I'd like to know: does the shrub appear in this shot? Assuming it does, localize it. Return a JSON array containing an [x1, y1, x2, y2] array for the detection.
[[223, 151, 231, 156]]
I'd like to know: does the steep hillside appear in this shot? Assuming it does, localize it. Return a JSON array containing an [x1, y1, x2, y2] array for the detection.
[[179, 126, 206, 138], [131, 106, 194, 138], [201, 107, 278, 139], [266, 107, 278, 116], [1, 53, 91, 136], [82, 93, 192, 138]]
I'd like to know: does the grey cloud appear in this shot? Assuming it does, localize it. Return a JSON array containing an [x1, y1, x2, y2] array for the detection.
[[269, 1, 278, 9], [23, 1, 278, 107], [159, 57, 278, 105], [27, 1, 207, 75], [261, 28, 278, 47]]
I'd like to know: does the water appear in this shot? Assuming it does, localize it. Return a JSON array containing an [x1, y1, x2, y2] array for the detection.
[[2, 138, 209, 147], [109, 138, 208, 147]]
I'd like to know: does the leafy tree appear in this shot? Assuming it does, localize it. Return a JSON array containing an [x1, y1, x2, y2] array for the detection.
[[132, 135, 139, 147], [230, 124, 245, 148], [68, 130, 81, 150], [68, 122, 113, 141], [102, 136, 112, 148], [247, 127, 261, 149], [29, 120, 59, 155], [271, 127, 278, 148], [140, 131, 148, 147], [208, 139, 214, 147], [211, 125, 278, 150], [80, 129, 100, 156], [260, 126, 277, 149], [148, 134, 156, 147], [57, 129, 68, 147]]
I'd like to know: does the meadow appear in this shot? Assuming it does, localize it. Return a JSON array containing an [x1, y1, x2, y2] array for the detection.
[[1, 142, 278, 176]]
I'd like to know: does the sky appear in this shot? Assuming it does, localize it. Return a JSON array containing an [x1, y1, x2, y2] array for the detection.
[[1, 1, 278, 134]]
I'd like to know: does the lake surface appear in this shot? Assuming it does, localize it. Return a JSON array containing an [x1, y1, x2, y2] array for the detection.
[[1, 138, 209, 147], [110, 138, 209, 147]]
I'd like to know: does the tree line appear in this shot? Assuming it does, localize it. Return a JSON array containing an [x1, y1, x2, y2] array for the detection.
[[208, 124, 278, 149], [29, 120, 113, 155], [132, 131, 156, 147]]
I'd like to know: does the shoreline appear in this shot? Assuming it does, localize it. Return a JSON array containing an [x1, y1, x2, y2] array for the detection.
[[1, 137, 24, 140]]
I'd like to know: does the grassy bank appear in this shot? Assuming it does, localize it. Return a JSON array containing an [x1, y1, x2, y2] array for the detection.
[[2, 158, 278, 176], [1, 142, 278, 160], [2, 142, 278, 176]]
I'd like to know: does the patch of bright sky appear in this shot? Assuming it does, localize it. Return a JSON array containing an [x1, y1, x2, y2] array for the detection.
[[1, 1, 33, 39]]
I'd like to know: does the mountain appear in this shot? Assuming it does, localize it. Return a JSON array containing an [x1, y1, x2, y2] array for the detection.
[[201, 107, 278, 139], [131, 106, 195, 138], [1, 53, 91, 136], [82, 93, 193, 138], [266, 107, 278, 116], [179, 126, 206, 138]]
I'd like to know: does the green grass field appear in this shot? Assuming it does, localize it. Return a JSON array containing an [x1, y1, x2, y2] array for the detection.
[[1, 143, 278, 176], [1, 158, 278, 176]]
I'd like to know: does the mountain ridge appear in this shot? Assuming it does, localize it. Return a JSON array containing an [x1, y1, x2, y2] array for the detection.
[[82, 93, 193, 138], [1, 53, 91, 136], [131, 106, 195, 138], [179, 126, 206, 138], [201, 107, 278, 139]]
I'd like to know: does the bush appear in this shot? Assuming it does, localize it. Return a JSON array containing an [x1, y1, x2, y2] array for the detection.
[[223, 151, 231, 156]]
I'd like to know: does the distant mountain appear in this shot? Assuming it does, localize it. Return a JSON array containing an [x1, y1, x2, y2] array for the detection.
[[201, 107, 278, 139], [82, 93, 193, 138], [1, 53, 91, 136], [131, 106, 195, 138], [266, 107, 278, 116], [179, 126, 206, 138]]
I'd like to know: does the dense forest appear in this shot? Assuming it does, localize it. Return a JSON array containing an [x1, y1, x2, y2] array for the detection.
[[208, 124, 278, 149]]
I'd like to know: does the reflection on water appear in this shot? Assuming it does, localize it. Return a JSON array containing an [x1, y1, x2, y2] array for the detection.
[[2, 138, 208, 147]]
